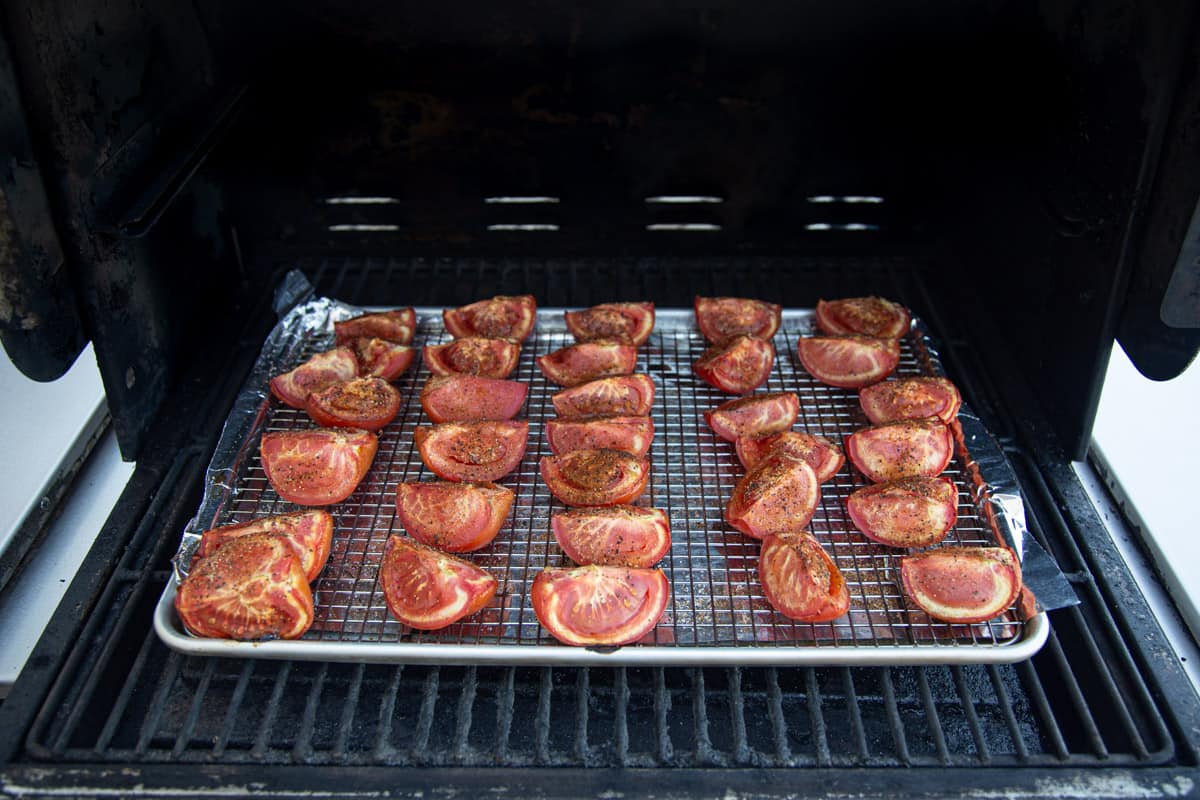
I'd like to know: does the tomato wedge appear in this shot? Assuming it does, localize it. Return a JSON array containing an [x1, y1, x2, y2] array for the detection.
[[900, 547, 1021, 623], [379, 536, 497, 630], [537, 341, 638, 387], [269, 347, 359, 409], [551, 374, 655, 418], [859, 377, 963, 425], [351, 337, 415, 381], [540, 448, 649, 507], [705, 392, 799, 442], [194, 510, 333, 582], [725, 453, 819, 539], [735, 431, 844, 482], [545, 415, 654, 457], [414, 420, 529, 482], [424, 337, 521, 379], [693, 335, 775, 394], [260, 428, 377, 506], [176, 533, 314, 640], [334, 309, 415, 346], [420, 374, 528, 423], [565, 302, 656, 346], [396, 481, 513, 553], [845, 417, 954, 483], [815, 296, 911, 339], [531, 565, 668, 646], [443, 295, 537, 341], [846, 476, 958, 548], [305, 377, 401, 431], [759, 531, 849, 622], [551, 506, 671, 568], [694, 296, 782, 344], [796, 335, 900, 389]]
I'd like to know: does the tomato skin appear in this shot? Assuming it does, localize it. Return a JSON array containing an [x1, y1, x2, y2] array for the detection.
[[351, 338, 415, 381], [900, 546, 1021, 623], [846, 476, 958, 548], [414, 420, 529, 482], [396, 481, 514, 553], [565, 302, 656, 345], [551, 506, 671, 568], [260, 428, 378, 506], [443, 295, 536, 341], [424, 337, 521, 379], [859, 377, 962, 425], [546, 415, 654, 457], [815, 296, 911, 339], [540, 448, 650, 507], [796, 335, 900, 389], [537, 342, 638, 387], [194, 510, 333, 582], [334, 309, 416, 346], [694, 296, 782, 344], [305, 377, 401, 431], [705, 392, 799, 442], [270, 347, 359, 409], [531, 565, 669, 646], [380, 536, 497, 630], [693, 335, 775, 394], [551, 374, 655, 418], [845, 417, 954, 483], [725, 453, 820, 539], [735, 431, 844, 482], [420, 375, 528, 423], [759, 532, 849, 622]]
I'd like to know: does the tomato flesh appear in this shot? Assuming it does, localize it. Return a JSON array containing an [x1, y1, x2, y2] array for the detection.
[[537, 342, 638, 387], [424, 337, 521, 379], [552, 374, 655, 418], [815, 296, 910, 339], [334, 309, 415, 346], [546, 415, 654, 457], [735, 431, 844, 482], [305, 376, 401, 431], [859, 377, 962, 425], [380, 536, 497, 629], [531, 565, 669, 646], [845, 417, 954, 483], [443, 295, 536, 341], [351, 338, 415, 381], [269, 347, 359, 409], [396, 481, 514, 553], [796, 335, 900, 389], [900, 547, 1021, 623], [551, 506, 671, 568], [540, 448, 649, 507], [420, 374, 528, 423], [414, 420, 529, 482], [693, 335, 775, 394], [705, 392, 798, 442], [565, 302, 655, 345], [759, 531, 849, 622], [194, 510, 333, 582], [260, 427, 377, 506], [725, 453, 819, 539], [694, 296, 781, 344], [846, 476, 958, 548]]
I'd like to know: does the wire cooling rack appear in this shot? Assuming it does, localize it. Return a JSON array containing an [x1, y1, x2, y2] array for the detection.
[[155, 307, 1048, 666]]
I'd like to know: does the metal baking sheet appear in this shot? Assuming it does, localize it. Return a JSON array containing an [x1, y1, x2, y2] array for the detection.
[[155, 301, 1050, 666]]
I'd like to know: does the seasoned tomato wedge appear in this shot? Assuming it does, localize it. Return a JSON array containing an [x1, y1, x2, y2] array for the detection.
[[796, 335, 900, 388], [859, 377, 962, 425], [443, 295, 536, 341], [334, 309, 415, 346], [379, 536, 497, 630], [351, 337, 415, 381], [845, 417, 954, 483], [725, 453, 819, 539], [551, 506, 671, 568], [552, 374, 655, 418], [759, 532, 849, 622], [424, 337, 521, 379], [540, 448, 649, 507], [537, 342, 638, 387], [565, 302, 656, 346], [305, 377, 401, 431], [531, 565, 668, 646], [815, 296, 911, 339], [846, 476, 958, 548], [396, 481, 513, 553], [194, 510, 333, 582], [735, 431, 844, 482], [900, 547, 1021, 623], [546, 415, 654, 457], [176, 533, 314, 640], [693, 335, 775, 394], [414, 420, 529, 482], [261, 428, 377, 506], [705, 392, 799, 442], [269, 347, 359, 409], [694, 296, 782, 344], [420, 374, 528, 423]]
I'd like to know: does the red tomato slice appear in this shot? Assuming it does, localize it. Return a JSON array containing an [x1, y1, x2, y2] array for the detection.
[[759, 531, 849, 622], [531, 565, 668, 646], [305, 377, 401, 431], [551, 374, 655, 418], [725, 453, 819, 539], [705, 392, 799, 442], [176, 533, 314, 640], [540, 448, 650, 507], [796, 335, 900, 389], [420, 374, 528, 423], [815, 296, 911, 339], [260, 428, 377, 506], [351, 337, 415, 381], [269, 347, 359, 409], [443, 295, 536, 341], [414, 420, 529, 482], [537, 342, 638, 387], [565, 302, 656, 345], [845, 417, 954, 483], [424, 337, 521, 379], [735, 431, 845, 482], [545, 415, 654, 457], [334, 309, 415, 346], [693, 335, 775, 394], [194, 510, 333, 582], [551, 506, 671, 568], [900, 547, 1021, 623], [859, 377, 963, 425], [396, 481, 513, 553], [379, 536, 497, 630], [694, 296, 782, 344], [846, 476, 958, 548]]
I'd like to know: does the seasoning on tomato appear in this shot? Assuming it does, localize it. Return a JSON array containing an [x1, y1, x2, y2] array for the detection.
[[193, 510, 334, 582], [420, 374, 528, 423], [260, 427, 377, 506], [693, 335, 775, 394], [735, 431, 844, 482], [551, 506, 671, 568], [334, 308, 416, 346], [565, 302, 656, 346], [846, 476, 958, 548], [305, 376, 401, 431], [705, 392, 799, 441], [758, 531, 849, 622], [545, 415, 654, 457], [424, 337, 521, 379], [531, 564, 669, 646], [814, 296, 910, 339], [269, 347, 359, 409], [379, 536, 497, 630], [414, 420, 529, 482], [443, 295, 537, 341], [694, 296, 782, 344], [859, 377, 962, 425], [900, 547, 1021, 624], [551, 374, 655, 418], [540, 448, 649, 507], [725, 453, 819, 539], [537, 341, 638, 387], [395, 481, 514, 553], [796, 335, 900, 389], [845, 417, 954, 483]]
